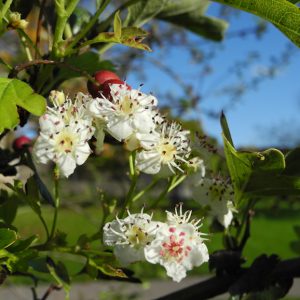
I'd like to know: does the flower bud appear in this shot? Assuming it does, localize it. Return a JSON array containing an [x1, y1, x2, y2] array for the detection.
[[8, 12, 28, 30], [49, 90, 65, 106]]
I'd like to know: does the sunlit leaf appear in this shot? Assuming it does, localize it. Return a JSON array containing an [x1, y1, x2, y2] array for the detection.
[[211, 0, 300, 47], [0, 78, 46, 133]]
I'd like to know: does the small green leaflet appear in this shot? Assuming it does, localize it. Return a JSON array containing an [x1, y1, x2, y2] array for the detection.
[[0, 78, 46, 133]]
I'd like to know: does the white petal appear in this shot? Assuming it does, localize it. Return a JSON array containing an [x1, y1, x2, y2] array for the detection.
[[136, 151, 161, 174], [107, 118, 133, 141], [164, 262, 187, 282], [56, 154, 76, 177], [114, 246, 145, 266], [132, 111, 155, 134], [75, 143, 91, 165]]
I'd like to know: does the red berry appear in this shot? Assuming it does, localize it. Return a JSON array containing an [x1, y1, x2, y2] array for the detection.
[[13, 136, 31, 150], [94, 70, 120, 85]]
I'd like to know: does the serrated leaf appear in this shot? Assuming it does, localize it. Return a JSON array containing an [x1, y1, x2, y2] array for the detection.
[[114, 11, 122, 39], [0, 229, 17, 249], [211, 0, 300, 47], [0, 78, 46, 133]]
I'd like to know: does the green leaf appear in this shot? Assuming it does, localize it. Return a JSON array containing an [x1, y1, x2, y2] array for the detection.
[[283, 147, 300, 176], [7, 235, 37, 253], [211, 0, 300, 47], [126, 0, 170, 26], [221, 113, 300, 199], [0, 78, 46, 133], [114, 11, 122, 39], [59, 52, 114, 80], [81, 27, 151, 51], [220, 111, 234, 146], [158, 1, 228, 41], [0, 228, 17, 249], [87, 258, 127, 279], [0, 193, 19, 224], [158, 0, 210, 17]]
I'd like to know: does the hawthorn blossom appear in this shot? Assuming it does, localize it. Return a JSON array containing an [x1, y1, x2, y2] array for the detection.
[[88, 83, 158, 145], [193, 177, 236, 228], [135, 121, 191, 174], [103, 209, 162, 266], [33, 92, 95, 177], [145, 207, 208, 282]]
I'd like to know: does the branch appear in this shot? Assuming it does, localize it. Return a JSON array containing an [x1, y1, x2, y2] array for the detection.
[[157, 257, 300, 300]]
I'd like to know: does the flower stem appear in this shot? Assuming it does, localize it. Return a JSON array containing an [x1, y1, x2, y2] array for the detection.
[[119, 152, 138, 217], [49, 167, 60, 241], [132, 178, 159, 202], [66, 0, 111, 51], [149, 174, 187, 209]]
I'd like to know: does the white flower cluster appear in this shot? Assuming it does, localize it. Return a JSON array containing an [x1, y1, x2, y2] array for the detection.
[[33, 83, 192, 177], [192, 177, 236, 228], [88, 82, 191, 175], [103, 205, 209, 282]]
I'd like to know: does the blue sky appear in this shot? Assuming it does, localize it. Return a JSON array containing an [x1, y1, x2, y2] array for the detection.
[[82, 0, 300, 148], [125, 3, 300, 148]]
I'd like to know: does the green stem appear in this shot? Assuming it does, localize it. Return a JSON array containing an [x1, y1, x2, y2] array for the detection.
[[119, 152, 138, 217], [149, 174, 187, 209], [53, 0, 80, 57], [132, 178, 159, 202], [67, 0, 111, 51], [0, 0, 12, 26], [49, 168, 60, 241]]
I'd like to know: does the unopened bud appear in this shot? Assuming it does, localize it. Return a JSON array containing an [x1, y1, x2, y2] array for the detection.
[[8, 12, 28, 30], [186, 157, 205, 176], [49, 90, 65, 107]]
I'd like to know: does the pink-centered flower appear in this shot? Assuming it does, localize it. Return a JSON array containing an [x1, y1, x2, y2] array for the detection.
[[145, 206, 208, 282]]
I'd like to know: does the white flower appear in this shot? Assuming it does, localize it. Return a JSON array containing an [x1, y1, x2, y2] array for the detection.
[[193, 177, 236, 228], [135, 121, 191, 174], [88, 83, 158, 143], [33, 92, 95, 178], [103, 209, 162, 266], [145, 222, 209, 282], [166, 203, 204, 230]]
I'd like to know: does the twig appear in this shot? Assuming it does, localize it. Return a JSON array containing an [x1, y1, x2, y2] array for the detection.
[[40, 284, 62, 300]]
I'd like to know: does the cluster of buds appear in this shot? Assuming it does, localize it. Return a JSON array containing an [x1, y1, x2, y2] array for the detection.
[[8, 12, 28, 30]]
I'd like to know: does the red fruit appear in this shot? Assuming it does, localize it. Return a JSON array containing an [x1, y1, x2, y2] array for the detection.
[[94, 70, 120, 85], [13, 136, 31, 150], [87, 70, 121, 98]]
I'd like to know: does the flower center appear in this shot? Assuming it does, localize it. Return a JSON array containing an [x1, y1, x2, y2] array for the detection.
[[160, 228, 192, 262], [157, 140, 177, 163], [118, 96, 136, 116], [127, 224, 148, 247], [55, 131, 77, 153]]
